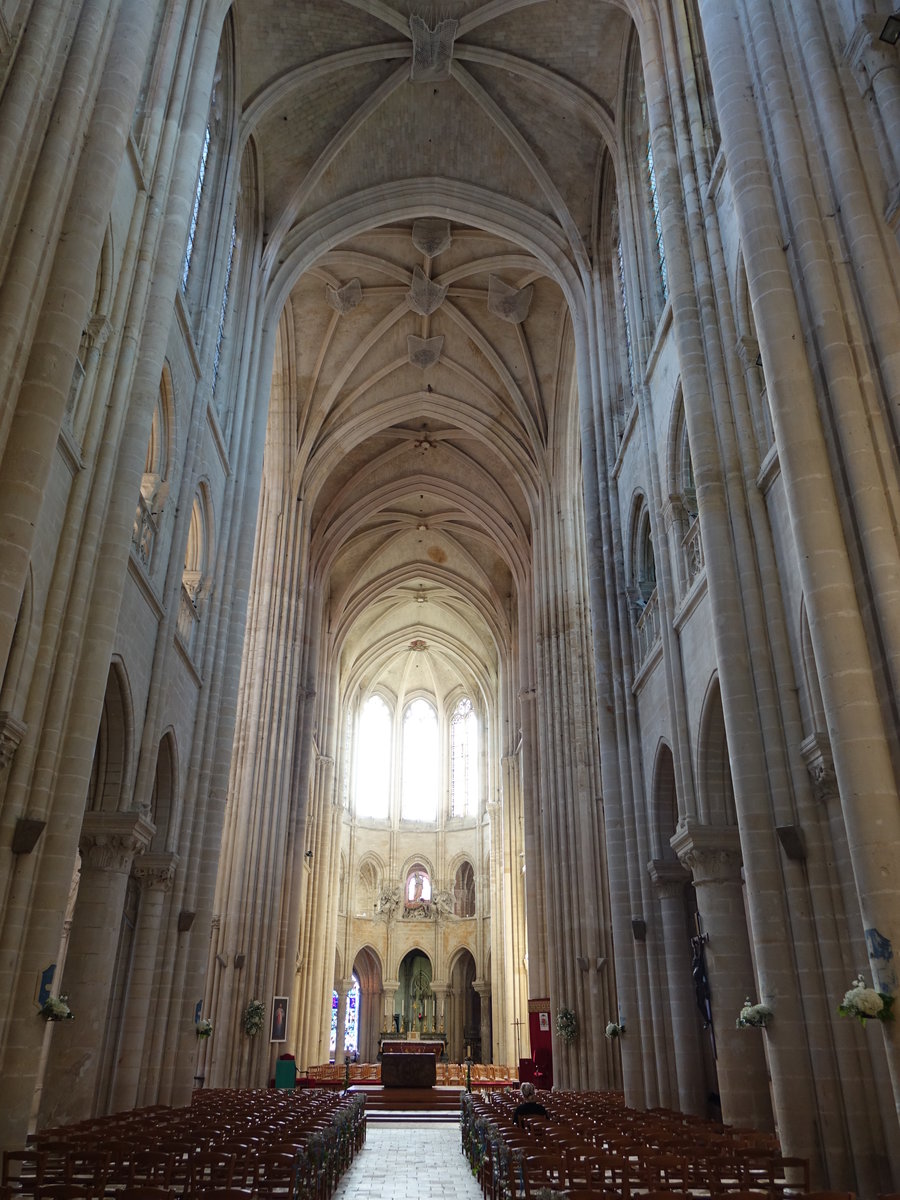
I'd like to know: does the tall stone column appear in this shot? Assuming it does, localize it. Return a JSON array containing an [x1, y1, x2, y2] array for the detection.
[[109, 853, 178, 1112], [431, 982, 449, 1037], [474, 979, 492, 1064], [38, 811, 153, 1126], [649, 860, 706, 1115], [673, 825, 773, 1131], [382, 981, 399, 1036]]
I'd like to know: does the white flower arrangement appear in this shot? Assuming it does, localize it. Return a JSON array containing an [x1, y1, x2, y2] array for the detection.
[[556, 1007, 577, 1043], [39, 994, 73, 1022], [242, 999, 265, 1036], [196, 1017, 213, 1038], [838, 975, 894, 1027], [736, 998, 773, 1029], [605, 1021, 625, 1039]]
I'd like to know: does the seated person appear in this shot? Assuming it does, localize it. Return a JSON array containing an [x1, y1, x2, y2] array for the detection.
[[513, 1081, 549, 1126]]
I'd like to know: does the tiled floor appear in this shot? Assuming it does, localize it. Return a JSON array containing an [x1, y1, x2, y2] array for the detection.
[[332, 1122, 482, 1199]]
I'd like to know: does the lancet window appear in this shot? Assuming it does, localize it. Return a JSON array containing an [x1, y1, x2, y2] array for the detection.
[[450, 696, 478, 817]]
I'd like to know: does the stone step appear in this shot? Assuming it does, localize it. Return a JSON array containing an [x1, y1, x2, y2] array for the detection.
[[350, 1084, 464, 1115]]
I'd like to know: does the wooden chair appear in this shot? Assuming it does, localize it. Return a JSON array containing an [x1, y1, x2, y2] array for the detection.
[[127, 1150, 175, 1190], [249, 1151, 298, 1199], [2, 1150, 46, 1196], [189, 1150, 236, 1193]]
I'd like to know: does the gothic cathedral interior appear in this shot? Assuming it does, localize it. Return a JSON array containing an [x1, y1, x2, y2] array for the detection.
[[0, 0, 899, 1194]]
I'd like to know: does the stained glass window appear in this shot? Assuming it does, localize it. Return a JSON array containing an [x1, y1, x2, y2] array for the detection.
[[328, 977, 360, 1055], [182, 125, 210, 291], [617, 236, 636, 400], [344, 975, 360, 1054], [212, 218, 237, 395], [647, 136, 668, 301]]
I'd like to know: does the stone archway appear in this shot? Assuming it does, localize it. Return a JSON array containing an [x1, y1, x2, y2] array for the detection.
[[352, 945, 384, 1063], [397, 948, 433, 1036], [448, 948, 478, 1063]]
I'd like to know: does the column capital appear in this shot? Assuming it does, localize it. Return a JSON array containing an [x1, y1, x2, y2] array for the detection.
[[0, 711, 27, 770], [845, 16, 899, 90], [132, 852, 179, 891], [79, 811, 155, 873], [648, 858, 691, 897], [472, 979, 491, 998], [671, 820, 742, 885], [800, 731, 838, 804]]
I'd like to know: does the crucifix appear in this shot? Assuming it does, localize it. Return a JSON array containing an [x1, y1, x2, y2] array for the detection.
[[511, 1016, 526, 1063]]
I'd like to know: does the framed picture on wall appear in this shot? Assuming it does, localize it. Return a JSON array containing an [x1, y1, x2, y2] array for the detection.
[[538, 1012, 550, 1032], [271, 996, 288, 1042]]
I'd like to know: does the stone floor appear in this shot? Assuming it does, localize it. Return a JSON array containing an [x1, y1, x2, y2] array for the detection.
[[332, 1122, 481, 1199]]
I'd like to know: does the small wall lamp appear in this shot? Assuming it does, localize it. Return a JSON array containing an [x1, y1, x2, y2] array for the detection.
[[304, 849, 313, 863], [880, 12, 900, 43]]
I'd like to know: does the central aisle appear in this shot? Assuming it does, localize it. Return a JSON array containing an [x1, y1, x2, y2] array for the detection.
[[332, 1122, 482, 1199]]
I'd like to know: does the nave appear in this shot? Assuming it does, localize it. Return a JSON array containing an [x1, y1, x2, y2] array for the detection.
[[4, 1081, 882, 1200], [331, 1124, 480, 1200]]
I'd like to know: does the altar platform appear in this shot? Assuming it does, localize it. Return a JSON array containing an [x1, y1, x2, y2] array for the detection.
[[348, 1083, 463, 1122]]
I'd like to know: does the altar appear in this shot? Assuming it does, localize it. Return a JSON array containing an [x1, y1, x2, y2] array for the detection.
[[380, 1038, 445, 1056], [378, 1038, 444, 1088]]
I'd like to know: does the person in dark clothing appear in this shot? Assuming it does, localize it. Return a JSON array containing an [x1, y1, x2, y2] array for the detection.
[[513, 1081, 549, 1126]]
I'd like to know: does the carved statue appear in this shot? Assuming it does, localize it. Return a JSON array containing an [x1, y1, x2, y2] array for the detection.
[[377, 885, 402, 918]]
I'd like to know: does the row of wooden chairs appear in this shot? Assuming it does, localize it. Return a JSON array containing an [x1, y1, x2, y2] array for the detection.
[[462, 1089, 823, 1200], [4, 1088, 365, 1199]]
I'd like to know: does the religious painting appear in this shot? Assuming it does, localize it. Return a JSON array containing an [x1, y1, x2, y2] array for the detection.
[[538, 1011, 550, 1032], [270, 995, 288, 1042]]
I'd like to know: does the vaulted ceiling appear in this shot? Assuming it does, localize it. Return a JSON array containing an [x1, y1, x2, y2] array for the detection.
[[236, 0, 632, 706]]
